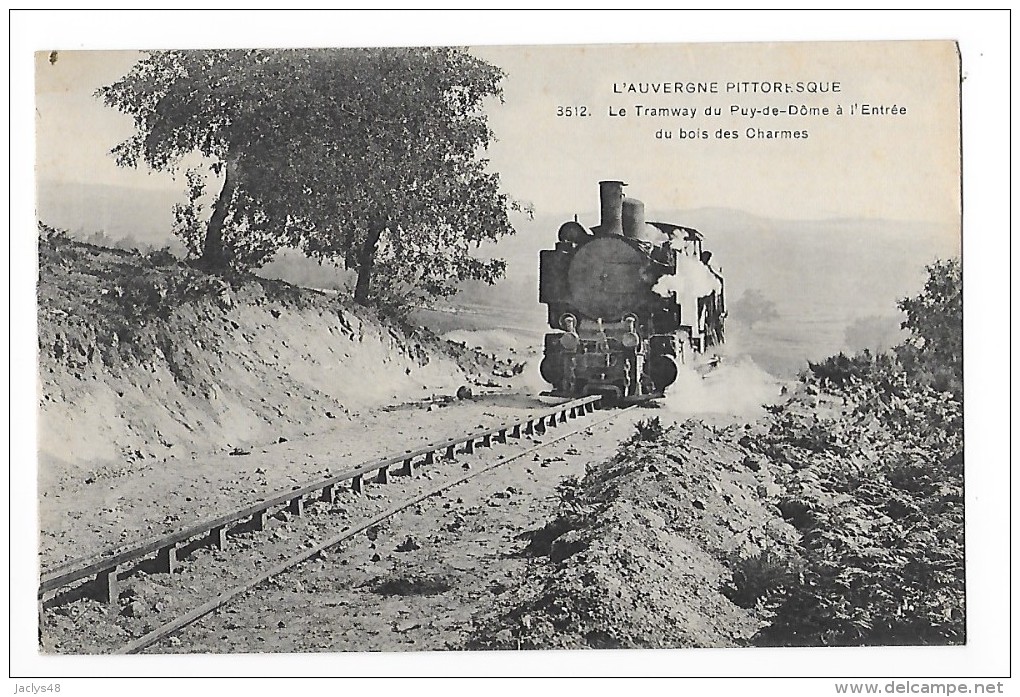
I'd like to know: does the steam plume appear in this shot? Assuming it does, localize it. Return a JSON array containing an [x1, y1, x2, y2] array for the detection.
[[662, 357, 784, 422]]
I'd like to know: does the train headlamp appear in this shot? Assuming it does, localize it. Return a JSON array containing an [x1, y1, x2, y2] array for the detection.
[[621, 315, 639, 348], [560, 332, 579, 351], [559, 313, 578, 332]]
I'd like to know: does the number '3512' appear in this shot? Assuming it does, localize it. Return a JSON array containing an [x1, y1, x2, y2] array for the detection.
[[556, 106, 589, 117]]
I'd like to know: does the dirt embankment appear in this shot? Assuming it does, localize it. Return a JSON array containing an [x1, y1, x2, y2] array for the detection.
[[468, 415, 799, 650], [37, 236, 495, 488], [470, 363, 963, 649]]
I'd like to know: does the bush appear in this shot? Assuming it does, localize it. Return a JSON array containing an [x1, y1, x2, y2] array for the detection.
[[112, 269, 228, 322], [807, 350, 900, 389], [38, 221, 70, 243], [724, 549, 804, 609], [753, 366, 963, 645], [631, 417, 666, 443]]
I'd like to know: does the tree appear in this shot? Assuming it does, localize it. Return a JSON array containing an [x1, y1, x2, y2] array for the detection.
[[895, 258, 962, 396], [730, 288, 780, 329], [98, 48, 520, 307]]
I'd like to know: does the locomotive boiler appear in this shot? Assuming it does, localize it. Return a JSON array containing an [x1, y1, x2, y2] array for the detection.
[[539, 180, 725, 403]]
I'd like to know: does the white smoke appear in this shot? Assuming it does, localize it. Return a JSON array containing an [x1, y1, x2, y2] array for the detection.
[[652, 255, 722, 334], [519, 356, 553, 395], [662, 357, 784, 422], [652, 255, 722, 300]]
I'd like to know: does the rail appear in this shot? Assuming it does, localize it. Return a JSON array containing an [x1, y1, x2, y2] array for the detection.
[[114, 399, 635, 654], [38, 395, 601, 604]]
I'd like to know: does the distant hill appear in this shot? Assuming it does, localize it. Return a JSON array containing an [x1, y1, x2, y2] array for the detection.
[[463, 206, 959, 317], [37, 180, 182, 247]]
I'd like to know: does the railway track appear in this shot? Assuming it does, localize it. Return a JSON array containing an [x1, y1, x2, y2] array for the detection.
[[39, 394, 642, 654]]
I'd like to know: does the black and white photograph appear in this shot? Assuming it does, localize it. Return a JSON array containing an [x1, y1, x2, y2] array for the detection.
[[9, 9, 1010, 690]]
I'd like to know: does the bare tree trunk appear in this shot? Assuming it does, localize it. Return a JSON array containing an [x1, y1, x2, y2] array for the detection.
[[200, 158, 239, 271], [353, 221, 385, 305]]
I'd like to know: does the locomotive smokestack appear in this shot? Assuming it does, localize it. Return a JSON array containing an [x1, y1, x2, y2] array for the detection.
[[598, 180, 626, 236], [621, 197, 646, 238]]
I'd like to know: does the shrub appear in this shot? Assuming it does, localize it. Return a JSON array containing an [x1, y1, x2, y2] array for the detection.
[[724, 549, 804, 609], [631, 417, 666, 443], [38, 221, 70, 243], [753, 375, 963, 646], [807, 350, 900, 388]]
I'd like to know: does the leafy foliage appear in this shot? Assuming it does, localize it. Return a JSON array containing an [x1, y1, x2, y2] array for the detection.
[[170, 168, 208, 264], [748, 258, 964, 646], [98, 48, 521, 310], [39, 222, 71, 243], [724, 549, 805, 610], [111, 267, 231, 323], [808, 350, 900, 389], [755, 370, 963, 645], [631, 416, 667, 443], [896, 258, 963, 397]]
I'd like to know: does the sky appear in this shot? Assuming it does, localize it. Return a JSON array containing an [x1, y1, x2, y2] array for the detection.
[[35, 40, 961, 227], [472, 41, 961, 224], [35, 51, 157, 189]]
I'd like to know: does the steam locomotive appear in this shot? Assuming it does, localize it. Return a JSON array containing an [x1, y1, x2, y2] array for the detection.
[[538, 180, 725, 403]]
